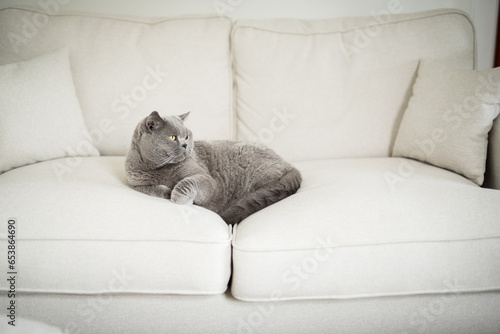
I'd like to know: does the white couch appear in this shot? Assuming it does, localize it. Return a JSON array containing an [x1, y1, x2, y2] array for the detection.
[[1, 6, 500, 334]]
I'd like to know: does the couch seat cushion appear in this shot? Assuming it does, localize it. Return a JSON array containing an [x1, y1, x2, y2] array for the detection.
[[0, 157, 232, 295], [232, 158, 500, 301]]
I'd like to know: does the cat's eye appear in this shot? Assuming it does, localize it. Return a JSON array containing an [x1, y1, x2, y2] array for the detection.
[[184, 135, 189, 140], [169, 135, 177, 141]]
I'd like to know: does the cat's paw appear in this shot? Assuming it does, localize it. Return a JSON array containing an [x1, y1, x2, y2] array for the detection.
[[171, 190, 195, 205], [158, 185, 171, 199], [171, 183, 196, 205]]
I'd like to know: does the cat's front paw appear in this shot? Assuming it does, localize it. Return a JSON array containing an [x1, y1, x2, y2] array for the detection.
[[171, 190, 195, 205], [171, 182, 196, 205], [158, 185, 171, 199]]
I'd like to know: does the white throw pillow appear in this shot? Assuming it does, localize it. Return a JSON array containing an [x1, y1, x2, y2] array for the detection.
[[0, 49, 99, 174], [392, 60, 500, 185]]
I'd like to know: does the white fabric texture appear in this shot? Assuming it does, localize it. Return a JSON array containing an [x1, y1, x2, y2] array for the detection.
[[0, 48, 99, 174], [0, 7, 233, 156], [0, 317, 63, 334], [231, 9, 474, 162], [393, 61, 500, 185], [0, 157, 232, 295], [4, 291, 500, 334], [231, 158, 500, 301]]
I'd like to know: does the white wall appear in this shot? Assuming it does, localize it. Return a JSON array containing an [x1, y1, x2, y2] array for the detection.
[[0, 0, 498, 69]]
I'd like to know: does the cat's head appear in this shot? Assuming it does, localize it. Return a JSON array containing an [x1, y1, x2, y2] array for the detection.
[[132, 111, 193, 168]]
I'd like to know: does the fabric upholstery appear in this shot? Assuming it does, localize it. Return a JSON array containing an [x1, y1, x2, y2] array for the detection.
[[0, 157, 232, 295], [0, 48, 99, 174], [0, 7, 234, 155], [231, 9, 474, 162], [393, 61, 500, 185], [0, 316, 63, 334], [3, 290, 500, 334], [232, 158, 500, 301]]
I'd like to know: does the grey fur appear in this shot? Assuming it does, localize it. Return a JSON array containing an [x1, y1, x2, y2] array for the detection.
[[125, 111, 302, 225]]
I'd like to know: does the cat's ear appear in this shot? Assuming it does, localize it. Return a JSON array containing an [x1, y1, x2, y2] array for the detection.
[[177, 112, 190, 122], [146, 111, 163, 131]]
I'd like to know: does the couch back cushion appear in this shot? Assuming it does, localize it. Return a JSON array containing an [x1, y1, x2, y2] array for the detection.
[[232, 9, 475, 162], [0, 7, 233, 156]]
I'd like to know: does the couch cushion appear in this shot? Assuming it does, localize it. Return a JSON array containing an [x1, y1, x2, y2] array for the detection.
[[0, 7, 233, 156], [393, 61, 500, 186], [0, 48, 99, 175], [0, 157, 232, 295], [231, 158, 500, 301], [231, 9, 474, 162], [0, 317, 62, 334]]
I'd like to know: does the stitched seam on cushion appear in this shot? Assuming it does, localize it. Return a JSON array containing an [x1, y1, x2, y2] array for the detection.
[[232, 286, 500, 302], [232, 235, 500, 253], [232, 10, 473, 36], [231, 10, 475, 68], [0, 288, 230, 295], [0, 6, 232, 26], [0, 225, 233, 244]]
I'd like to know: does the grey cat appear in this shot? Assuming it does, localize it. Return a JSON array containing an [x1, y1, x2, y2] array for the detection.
[[125, 111, 302, 225]]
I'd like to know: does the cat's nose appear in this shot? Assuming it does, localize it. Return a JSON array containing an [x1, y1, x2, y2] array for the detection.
[[182, 143, 187, 149]]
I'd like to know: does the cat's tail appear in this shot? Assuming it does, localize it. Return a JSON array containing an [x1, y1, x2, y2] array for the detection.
[[221, 167, 302, 225]]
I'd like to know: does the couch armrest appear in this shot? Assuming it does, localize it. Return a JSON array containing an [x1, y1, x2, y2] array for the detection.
[[484, 117, 500, 190]]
